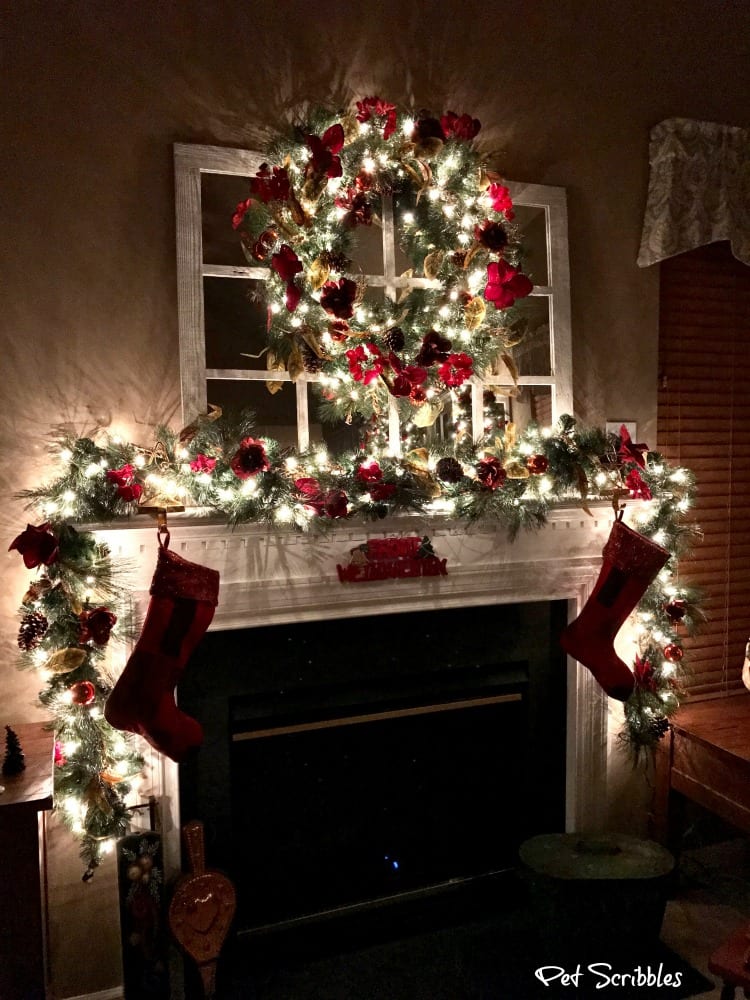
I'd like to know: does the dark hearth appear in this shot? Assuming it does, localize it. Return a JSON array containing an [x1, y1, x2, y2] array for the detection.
[[178, 600, 567, 949]]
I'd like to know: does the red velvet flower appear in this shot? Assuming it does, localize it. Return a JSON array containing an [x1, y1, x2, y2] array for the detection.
[[323, 489, 349, 518], [634, 654, 657, 692], [249, 164, 291, 203], [271, 244, 302, 283], [484, 260, 534, 309], [625, 467, 652, 500], [346, 343, 385, 385], [410, 385, 427, 405], [477, 457, 507, 490], [306, 124, 345, 180], [335, 188, 372, 228], [415, 330, 452, 366], [370, 481, 396, 502], [232, 197, 253, 230], [294, 478, 348, 518], [356, 459, 383, 484], [230, 437, 270, 479], [79, 606, 118, 645], [386, 352, 427, 397], [618, 425, 649, 469], [440, 111, 481, 141], [189, 454, 217, 474], [9, 522, 59, 569], [438, 352, 474, 387], [106, 463, 143, 502], [486, 182, 515, 220], [320, 278, 358, 320], [475, 219, 508, 252], [329, 320, 351, 342], [526, 454, 549, 475], [355, 97, 398, 140]]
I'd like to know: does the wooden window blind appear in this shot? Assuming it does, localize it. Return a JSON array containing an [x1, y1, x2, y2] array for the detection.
[[657, 241, 750, 697]]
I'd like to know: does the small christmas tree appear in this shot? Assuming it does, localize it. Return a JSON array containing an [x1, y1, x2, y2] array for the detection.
[[2, 725, 26, 776]]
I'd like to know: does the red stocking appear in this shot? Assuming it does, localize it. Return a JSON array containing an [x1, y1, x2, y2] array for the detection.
[[105, 536, 219, 761], [559, 517, 669, 701]]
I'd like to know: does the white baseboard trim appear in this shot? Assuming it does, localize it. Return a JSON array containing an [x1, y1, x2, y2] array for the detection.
[[61, 988, 123, 1000]]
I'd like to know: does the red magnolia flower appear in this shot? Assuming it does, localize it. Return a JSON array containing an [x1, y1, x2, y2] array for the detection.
[[189, 453, 217, 474], [484, 260, 534, 309], [106, 463, 143, 502], [294, 478, 349, 518], [438, 352, 474, 387], [618, 424, 649, 469], [386, 352, 427, 397], [346, 343, 385, 385], [634, 654, 657, 692], [486, 182, 515, 220], [323, 489, 349, 518], [415, 330, 452, 366], [625, 467, 652, 500], [79, 606, 117, 645], [232, 197, 252, 230], [9, 522, 59, 569], [335, 188, 372, 228], [477, 456, 507, 490], [249, 164, 291, 203], [230, 437, 270, 479], [475, 219, 508, 252], [440, 111, 481, 141], [306, 124, 345, 179], [355, 96, 398, 140], [329, 319, 351, 342], [320, 277, 358, 320], [356, 459, 383, 484], [271, 244, 302, 283]]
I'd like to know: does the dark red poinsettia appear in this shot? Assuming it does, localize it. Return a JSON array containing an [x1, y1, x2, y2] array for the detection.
[[249, 164, 291, 203], [386, 352, 427, 397], [625, 467, 652, 500], [484, 260, 533, 310], [306, 124, 345, 180], [294, 478, 349, 518], [271, 244, 303, 312], [328, 319, 351, 342], [346, 343, 385, 385], [370, 481, 396, 502], [475, 219, 508, 253], [232, 197, 253, 230], [476, 456, 507, 490], [526, 454, 549, 475], [618, 424, 649, 469], [189, 453, 217, 474], [633, 654, 657, 692], [415, 330, 452, 366], [79, 606, 117, 645], [335, 188, 372, 228], [356, 459, 383, 484], [410, 385, 428, 405], [320, 277, 358, 320], [438, 352, 473, 387], [9, 522, 59, 569], [440, 111, 481, 141], [230, 437, 270, 479], [106, 464, 143, 502], [486, 182, 515, 220], [355, 96, 398, 140]]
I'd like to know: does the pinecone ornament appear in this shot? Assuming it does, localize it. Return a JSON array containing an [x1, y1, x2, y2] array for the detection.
[[383, 326, 405, 352], [18, 611, 48, 651], [647, 715, 670, 743], [301, 343, 325, 374], [319, 249, 351, 273], [435, 457, 465, 483]]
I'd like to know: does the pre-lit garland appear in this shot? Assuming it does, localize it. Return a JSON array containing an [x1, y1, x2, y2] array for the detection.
[[9, 100, 700, 874]]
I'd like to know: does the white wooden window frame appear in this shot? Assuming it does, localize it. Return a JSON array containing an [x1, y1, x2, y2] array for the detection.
[[174, 143, 573, 449]]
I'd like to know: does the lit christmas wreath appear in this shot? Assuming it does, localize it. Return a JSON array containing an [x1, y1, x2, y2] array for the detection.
[[231, 98, 533, 435]]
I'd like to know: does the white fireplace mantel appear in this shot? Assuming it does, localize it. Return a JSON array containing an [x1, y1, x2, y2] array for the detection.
[[93, 502, 616, 876]]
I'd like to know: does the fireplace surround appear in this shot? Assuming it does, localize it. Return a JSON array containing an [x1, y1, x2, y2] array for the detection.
[[94, 501, 617, 897]]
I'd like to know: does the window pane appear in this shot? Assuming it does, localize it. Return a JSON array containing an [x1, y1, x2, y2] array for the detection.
[[201, 173, 254, 267], [505, 295, 551, 377], [206, 378, 298, 448], [513, 385, 553, 432], [514, 204, 549, 287], [307, 383, 365, 457], [204, 278, 268, 369], [348, 214, 384, 277]]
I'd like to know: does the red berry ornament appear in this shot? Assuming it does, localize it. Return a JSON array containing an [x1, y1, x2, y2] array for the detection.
[[664, 599, 687, 623], [663, 643, 684, 663], [526, 454, 549, 474], [70, 680, 96, 706]]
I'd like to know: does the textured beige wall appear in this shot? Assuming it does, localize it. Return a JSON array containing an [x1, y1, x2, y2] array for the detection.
[[2, 1, 749, 993]]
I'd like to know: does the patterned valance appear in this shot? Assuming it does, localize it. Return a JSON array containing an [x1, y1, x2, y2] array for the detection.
[[637, 117, 750, 267]]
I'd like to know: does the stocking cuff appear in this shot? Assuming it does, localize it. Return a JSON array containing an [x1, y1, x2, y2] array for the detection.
[[150, 545, 220, 605], [603, 520, 670, 579]]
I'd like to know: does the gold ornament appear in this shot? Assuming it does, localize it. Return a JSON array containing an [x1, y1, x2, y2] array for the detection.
[[403, 449, 442, 499], [47, 648, 87, 674], [265, 350, 286, 395], [411, 399, 445, 428], [463, 296, 486, 331], [505, 460, 530, 480], [22, 577, 54, 605], [308, 257, 331, 291], [340, 113, 361, 145]]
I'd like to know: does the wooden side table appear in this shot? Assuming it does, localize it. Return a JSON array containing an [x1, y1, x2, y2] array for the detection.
[[0, 722, 55, 1000]]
